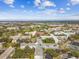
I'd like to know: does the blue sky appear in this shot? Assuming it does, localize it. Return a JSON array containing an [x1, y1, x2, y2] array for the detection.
[[0, 0, 79, 21]]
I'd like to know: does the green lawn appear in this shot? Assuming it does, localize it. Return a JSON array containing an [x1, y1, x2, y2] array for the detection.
[[71, 50, 79, 57], [72, 34, 79, 40], [42, 38, 55, 43], [12, 46, 34, 59]]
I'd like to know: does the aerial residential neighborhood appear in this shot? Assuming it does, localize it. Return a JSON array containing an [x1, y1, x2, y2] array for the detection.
[[0, 22, 79, 59], [0, 0, 79, 59]]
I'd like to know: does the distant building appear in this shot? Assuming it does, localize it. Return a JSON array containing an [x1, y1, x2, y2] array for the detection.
[[69, 41, 79, 50], [54, 31, 64, 36], [24, 31, 36, 36], [64, 30, 76, 37], [21, 36, 31, 39], [10, 35, 19, 43], [40, 36, 52, 39], [35, 31, 47, 36], [53, 31, 68, 43], [61, 53, 77, 59], [7, 27, 19, 30]]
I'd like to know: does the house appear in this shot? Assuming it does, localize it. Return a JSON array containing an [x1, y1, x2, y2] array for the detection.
[[25, 31, 36, 36], [56, 35, 68, 42], [68, 57, 77, 59], [53, 32, 68, 43], [35, 31, 48, 37], [76, 30, 79, 34], [20, 43, 26, 49], [10, 35, 20, 43], [0, 42, 4, 48], [61, 53, 77, 59], [21, 36, 31, 40], [64, 30, 76, 37], [40, 36, 52, 39], [54, 31, 66, 36]]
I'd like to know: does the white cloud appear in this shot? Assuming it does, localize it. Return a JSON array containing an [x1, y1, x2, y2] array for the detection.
[[70, 0, 79, 5], [0, 10, 79, 20], [34, 0, 56, 9], [42, 9, 57, 15], [42, 0, 56, 7], [34, 0, 41, 6], [58, 8, 65, 14], [4, 0, 15, 5]]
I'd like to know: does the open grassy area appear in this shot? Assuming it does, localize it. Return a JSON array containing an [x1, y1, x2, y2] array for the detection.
[[12, 46, 34, 59], [71, 50, 79, 57], [42, 38, 55, 43], [71, 34, 79, 40]]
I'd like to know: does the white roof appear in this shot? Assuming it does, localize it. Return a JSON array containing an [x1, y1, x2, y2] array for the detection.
[[68, 57, 77, 59]]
